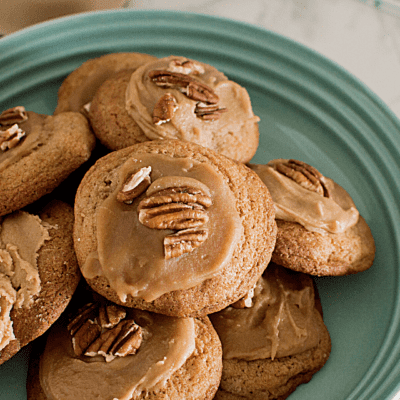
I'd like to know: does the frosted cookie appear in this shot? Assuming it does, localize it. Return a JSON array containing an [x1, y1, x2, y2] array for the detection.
[[0, 200, 81, 365], [249, 159, 375, 276], [73, 140, 277, 317], [27, 300, 222, 400], [54, 52, 157, 115], [210, 263, 331, 400], [0, 106, 95, 217], [89, 55, 260, 162]]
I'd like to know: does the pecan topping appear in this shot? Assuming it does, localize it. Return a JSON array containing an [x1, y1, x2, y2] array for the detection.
[[274, 159, 331, 198], [117, 166, 152, 204], [72, 319, 101, 357], [85, 320, 142, 362], [68, 302, 142, 362], [152, 93, 178, 125], [68, 303, 98, 334], [137, 186, 212, 230], [98, 304, 126, 329], [168, 59, 205, 75], [164, 227, 209, 260], [0, 106, 28, 127], [194, 102, 227, 121], [148, 70, 219, 104], [67, 303, 100, 357], [0, 124, 26, 151], [137, 183, 213, 259]]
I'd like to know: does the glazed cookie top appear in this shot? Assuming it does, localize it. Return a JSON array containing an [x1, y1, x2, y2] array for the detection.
[[0, 209, 52, 351], [80, 150, 243, 303], [249, 159, 359, 234], [0, 106, 95, 216], [210, 263, 324, 360], [39, 302, 196, 400], [0, 107, 47, 172], [125, 55, 260, 162]]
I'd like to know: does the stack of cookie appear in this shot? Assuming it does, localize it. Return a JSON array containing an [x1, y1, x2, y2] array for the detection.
[[0, 102, 95, 365], [0, 53, 375, 400]]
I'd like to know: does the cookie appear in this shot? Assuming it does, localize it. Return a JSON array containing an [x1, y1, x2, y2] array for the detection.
[[0, 107, 95, 217], [26, 300, 222, 400], [73, 140, 277, 317], [249, 159, 375, 276], [210, 263, 332, 400], [54, 52, 157, 115], [0, 200, 81, 365], [89, 55, 260, 163], [89, 69, 151, 150]]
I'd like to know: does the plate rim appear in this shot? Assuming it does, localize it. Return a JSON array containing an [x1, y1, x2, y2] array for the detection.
[[1, 9, 400, 128], [0, 9, 399, 400]]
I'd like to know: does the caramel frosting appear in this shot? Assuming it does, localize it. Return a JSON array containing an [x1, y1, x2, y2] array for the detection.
[[0, 111, 48, 173], [249, 160, 359, 234], [125, 55, 259, 152], [210, 264, 323, 360], [39, 309, 196, 400], [0, 274, 16, 350], [0, 211, 51, 350], [81, 153, 243, 303]]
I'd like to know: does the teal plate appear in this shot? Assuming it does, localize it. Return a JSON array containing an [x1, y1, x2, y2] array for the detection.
[[0, 10, 400, 400]]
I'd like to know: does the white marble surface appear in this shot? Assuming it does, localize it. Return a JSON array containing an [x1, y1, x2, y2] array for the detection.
[[1, 0, 399, 120], [127, 0, 400, 121]]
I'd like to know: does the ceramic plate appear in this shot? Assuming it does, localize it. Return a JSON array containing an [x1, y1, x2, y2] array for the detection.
[[0, 10, 399, 400]]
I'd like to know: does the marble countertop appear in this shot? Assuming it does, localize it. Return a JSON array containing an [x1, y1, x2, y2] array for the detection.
[[1, 0, 399, 120], [127, 0, 400, 121]]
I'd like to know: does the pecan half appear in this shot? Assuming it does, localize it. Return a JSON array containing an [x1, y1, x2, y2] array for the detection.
[[68, 303, 100, 356], [168, 59, 205, 75], [137, 186, 212, 230], [67, 303, 98, 335], [98, 304, 126, 329], [274, 159, 331, 198], [149, 70, 219, 104], [85, 320, 142, 362], [0, 106, 28, 127], [0, 124, 26, 151], [72, 320, 101, 357], [68, 302, 143, 362], [152, 93, 178, 125], [164, 227, 209, 259], [194, 102, 227, 121], [117, 166, 152, 204]]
